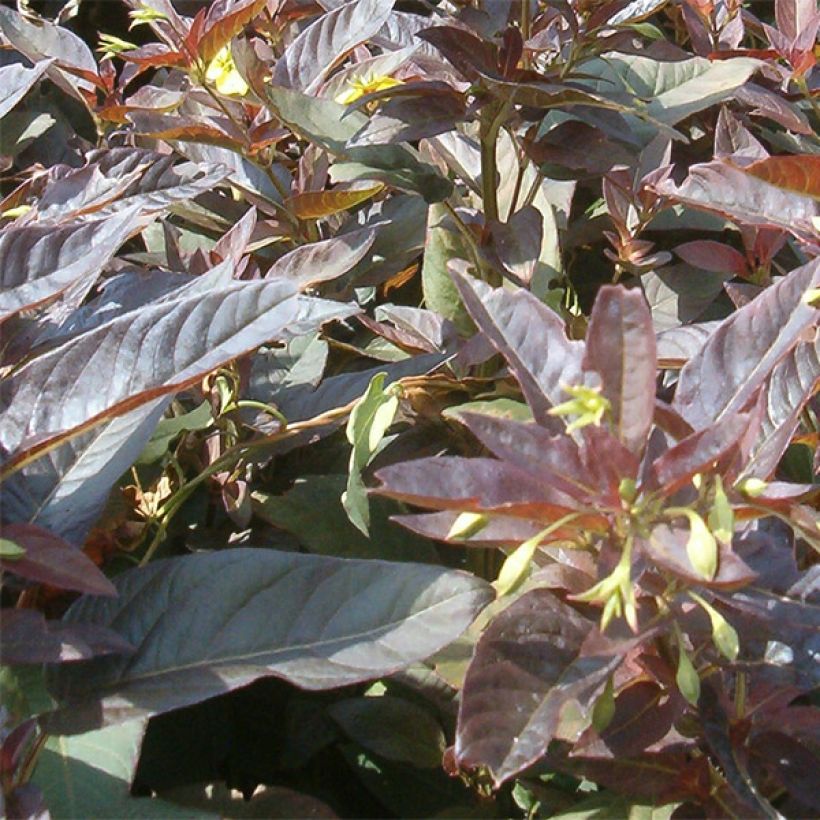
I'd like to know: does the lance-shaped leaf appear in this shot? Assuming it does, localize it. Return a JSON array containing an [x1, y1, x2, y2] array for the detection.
[[453, 413, 602, 503], [0, 523, 115, 596], [32, 149, 230, 223], [266, 227, 375, 289], [674, 257, 819, 429], [374, 456, 585, 520], [454, 276, 588, 429], [742, 333, 820, 479], [197, 0, 267, 63], [42, 548, 493, 734], [285, 185, 384, 219], [0, 399, 170, 546], [0, 6, 98, 102], [272, 0, 393, 94], [0, 210, 138, 322], [654, 161, 819, 238], [456, 588, 624, 785], [0, 59, 52, 120], [651, 413, 752, 493], [0, 280, 357, 473], [266, 86, 451, 202], [584, 286, 656, 454], [740, 155, 820, 200]]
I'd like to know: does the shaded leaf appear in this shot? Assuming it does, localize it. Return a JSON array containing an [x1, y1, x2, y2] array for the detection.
[[33, 719, 204, 818], [252, 474, 438, 562], [43, 548, 493, 733], [329, 695, 445, 768], [1, 609, 132, 665], [0, 522, 116, 595]]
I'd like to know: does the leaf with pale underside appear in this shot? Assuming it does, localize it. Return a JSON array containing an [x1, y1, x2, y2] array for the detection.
[[272, 0, 393, 94], [739, 156, 820, 200], [0, 279, 357, 474], [673, 257, 819, 429], [0, 210, 138, 322], [655, 161, 819, 238], [42, 548, 493, 734], [0, 59, 52, 120], [453, 276, 589, 430]]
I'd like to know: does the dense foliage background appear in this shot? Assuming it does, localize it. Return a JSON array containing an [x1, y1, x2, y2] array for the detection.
[[0, 0, 818, 816]]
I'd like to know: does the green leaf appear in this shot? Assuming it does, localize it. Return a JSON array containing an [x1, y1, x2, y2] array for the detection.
[[591, 676, 616, 733], [266, 86, 452, 202], [136, 401, 213, 464], [421, 203, 475, 335], [33, 720, 205, 818], [329, 695, 446, 768], [343, 372, 399, 534], [252, 475, 438, 562]]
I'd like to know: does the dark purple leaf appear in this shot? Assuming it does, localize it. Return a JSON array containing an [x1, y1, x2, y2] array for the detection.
[[584, 286, 656, 454], [655, 321, 720, 368], [1, 609, 132, 664], [574, 681, 683, 759], [374, 456, 585, 519], [391, 511, 544, 547], [456, 588, 623, 785], [453, 413, 601, 503], [454, 276, 588, 430], [42, 548, 493, 734], [0, 522, 116, 595], [644, 525, 757, 589], [651, 412, 751, 492], [673, 257, 820, 430], [750, 731, 820, 811]]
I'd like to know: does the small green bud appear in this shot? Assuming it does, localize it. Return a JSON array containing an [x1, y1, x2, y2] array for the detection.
[[676, 638, 700, 706], [446, 512, 489, 541], [592, 676, 616, 733], [708, 476, 734, 546], [494, 531, 541, 596], [737, 477, 767, 497]]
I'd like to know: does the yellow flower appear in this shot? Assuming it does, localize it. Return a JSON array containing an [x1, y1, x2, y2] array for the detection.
[[205, 46, 248, 97], [335, 72, 403, 106]]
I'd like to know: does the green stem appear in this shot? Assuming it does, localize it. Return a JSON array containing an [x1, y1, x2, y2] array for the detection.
[[520, 0, 532, 69], [441, 200, 490, 282], [479, 100, 511, 225]]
